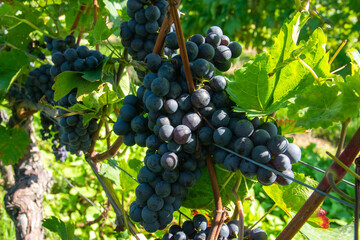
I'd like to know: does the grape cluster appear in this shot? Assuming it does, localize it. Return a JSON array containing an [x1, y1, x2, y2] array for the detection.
[[44, 35, 105, 156], [44, 35, 78, 54], [120, 0, 169, 61], [49, 42, 106, 78], [114, 25, 300, 232], [157, 215, 268, 240], [164, 26, 242, 72], [213, 120, 301, 186], [25, 64, 55, 104], [40, 112, 69, 162], [8, 83, 26, 101], [57, 91, 99, 155]]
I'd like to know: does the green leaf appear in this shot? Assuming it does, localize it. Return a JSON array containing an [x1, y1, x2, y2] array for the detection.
[[0, 49, 28, 91], [0, 126, 31, 165], [263, 172, 329, 228], [287, 74, 360, 128], [183, 167, 256, 211], [276, 119, 309, 135], [227, 12, 334, 116], [42, 216, 76, 240], [53, 71, 101, 101], [81, 59, 107, 82], [89, 17, 118, 45], [347, 48, 360, 73], [299, 221, 354, 240], [99, 159, 121, 186], [227, 53, 274, 113]]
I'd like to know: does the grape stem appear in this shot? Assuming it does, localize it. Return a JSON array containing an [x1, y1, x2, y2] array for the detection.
[[329, 40, 347, 65], [70, 3, 87, 35], [92, 136, 123, 161], [277, 126, 360, 240], [326, 172, 354, 202], [206, 155, 227, 240], [105, 122, 111, 149], [335, 117, 351, 157], [88, 119, 104, 156], [153, 0, 182, 54], [168, 0, 195, 93], [232, 176, 244, 240], [93, 0, 99, 51]]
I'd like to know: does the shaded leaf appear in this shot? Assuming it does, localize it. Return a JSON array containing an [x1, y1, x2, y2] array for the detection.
[[0, 126, 30, 165], [99, 159, 121, 186], [0, 49, 28, 91], [42, 216, 76, 240], [183, 166, 256, 211], [53, 71, 101, 101]]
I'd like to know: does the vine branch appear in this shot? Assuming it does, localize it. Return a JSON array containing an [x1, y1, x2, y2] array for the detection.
[[152, 0, 181, 54], [168, 0, 195, 93], [206, 155, 226, 240], [336, 117, 351, 157], [232, 176, 244, 240], [70, 3, 87, 35], [92, 136, 123, 161]]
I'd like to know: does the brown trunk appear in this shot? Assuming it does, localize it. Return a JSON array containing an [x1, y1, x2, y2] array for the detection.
[[4, 116, 53, 240]]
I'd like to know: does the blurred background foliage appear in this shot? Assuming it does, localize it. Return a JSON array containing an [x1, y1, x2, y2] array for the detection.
[[1, 0, 359, 239]]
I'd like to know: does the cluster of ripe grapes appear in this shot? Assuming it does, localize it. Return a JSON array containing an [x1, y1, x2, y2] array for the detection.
[[113, 25, 247, 232], [164, 26, 242, 72], [40, 112, 68, 162], [157, 214, 268, 240], [49, 38, 106, 78], [44, 35, 106, 155], [44, 35, 78, 54], [25, 64, 55, 104], [57, 91, 99, 155], [213, 120, 301, 186], [114, 20, 302, 232], [120, 0, 169, 60]]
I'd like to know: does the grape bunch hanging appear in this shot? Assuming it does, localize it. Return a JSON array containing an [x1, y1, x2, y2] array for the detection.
[[113, 12, 302, 232]]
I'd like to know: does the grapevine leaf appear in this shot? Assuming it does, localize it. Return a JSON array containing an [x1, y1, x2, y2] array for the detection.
[[103, 0, 121, 32], [227, 12, 333, 116], [88, 17, 118, 45], [53, 71, 101, 101], [183, 166, 256, 210], [347, 48, 360, 72], [0, 126, 31, 165], [263, 172, 329, 228], [100, 146, 146, 191], [99, 159, 121, 186], [42, 216, 77, 240], [0, 49, 28, 91], [227, 53, 274, 113], [287, 73, 360, 128], [299, 221, 354, 240], [268, 11, 310, 71], [276, 119, 309, 135], [272, 29, 331, 107], [81, 62, 104, 82], [69, 83, 120, 112]]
